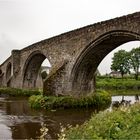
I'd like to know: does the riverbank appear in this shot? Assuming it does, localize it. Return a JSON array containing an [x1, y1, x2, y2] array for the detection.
[[59, 102, 140, 140], [96, 77, 140, 95], [106, 89, 140, 96], [0, 95, 96, 139], [0, 87, 41, 97], [29, 90, 111, 110]]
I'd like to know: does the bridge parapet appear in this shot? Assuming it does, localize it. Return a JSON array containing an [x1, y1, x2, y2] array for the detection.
[[0, 12, 140, 96]]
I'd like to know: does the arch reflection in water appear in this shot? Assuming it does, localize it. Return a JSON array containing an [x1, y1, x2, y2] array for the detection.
[[0, 97, 93, 139]]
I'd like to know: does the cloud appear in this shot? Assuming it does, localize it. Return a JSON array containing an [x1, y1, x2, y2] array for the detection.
[[0, 0, 140, 74], [0, 33, 20, 64]]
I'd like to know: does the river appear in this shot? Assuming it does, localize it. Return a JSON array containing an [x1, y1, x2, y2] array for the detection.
[[0, 95, 139, 139]]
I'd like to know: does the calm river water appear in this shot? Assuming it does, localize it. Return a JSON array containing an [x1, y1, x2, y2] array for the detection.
[[0, 95, 139, 139]]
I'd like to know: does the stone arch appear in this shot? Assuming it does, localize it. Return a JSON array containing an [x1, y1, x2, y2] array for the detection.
[[22, 50, 51, 89], [71, 30, 140, 95], [6, 62, 12, 87]]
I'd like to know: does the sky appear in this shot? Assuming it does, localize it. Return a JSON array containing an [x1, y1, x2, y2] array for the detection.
[[0, 0, 140, 74]]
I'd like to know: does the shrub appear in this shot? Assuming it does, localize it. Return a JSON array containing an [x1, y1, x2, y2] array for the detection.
[[29, 95, 44, 109], [59, 103, 140, 140], [28, 90, 111, 110], [0, 87, 41, 97]]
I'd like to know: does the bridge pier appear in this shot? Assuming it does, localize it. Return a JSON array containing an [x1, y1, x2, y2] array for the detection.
[[11, 50, 22, 88], [0, 12, 140, 97], [43, 60, 96, 96]]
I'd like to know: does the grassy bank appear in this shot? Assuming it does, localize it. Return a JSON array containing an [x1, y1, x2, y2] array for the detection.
[[29, 90, 111, 110], [97, 77, 140, 90], [106, 89, 140, 96], [0, 87, 41, 97], [59, 102, 140, 140]]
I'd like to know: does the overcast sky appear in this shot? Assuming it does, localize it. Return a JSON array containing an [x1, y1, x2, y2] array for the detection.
[[0, 0, 140, 74]]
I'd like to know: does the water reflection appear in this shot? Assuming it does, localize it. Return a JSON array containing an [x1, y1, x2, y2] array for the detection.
[[0, 97, 94, 139], [0, 124, 12, 139], [110, 95, 140, 111], [0, 95, 139, 139]]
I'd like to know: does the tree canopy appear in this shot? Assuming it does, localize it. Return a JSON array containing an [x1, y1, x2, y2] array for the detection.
[[111, 50, 130, 78], [129, 47, 140, 80], [111, 47, 140, 80]]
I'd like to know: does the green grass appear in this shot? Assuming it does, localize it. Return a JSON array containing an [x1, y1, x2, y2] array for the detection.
[[106, 89, 140, 96], [96, 77, 140, 95], [0, 87, 41, 97], [96, 77, 140, 90], [29, 90, 111, 110], [59, 103, 140, 140]]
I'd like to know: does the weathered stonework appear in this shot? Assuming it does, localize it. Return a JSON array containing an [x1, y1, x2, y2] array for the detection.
[[0, 12, 140, 96]]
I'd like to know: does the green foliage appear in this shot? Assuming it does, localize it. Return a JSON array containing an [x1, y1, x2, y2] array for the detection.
[[41, 71, 48, 80], [111, 50, 131, 78], [60, 103, 140, 140], [29, 95, 44, 109], [96, 77, 140, 91], [0, 87, 41, 97], [29, 90, 111, 110], [129, 47, 140, 80], [110, 47, 140, 80]]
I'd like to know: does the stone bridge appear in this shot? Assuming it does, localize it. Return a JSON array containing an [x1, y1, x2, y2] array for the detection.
[[0, 12, 140, 96]]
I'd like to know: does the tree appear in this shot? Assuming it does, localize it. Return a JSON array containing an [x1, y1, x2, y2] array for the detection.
[[41, 71, 48, 80], [111, 50, 130, 78], [129, 47, 140, 80]]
